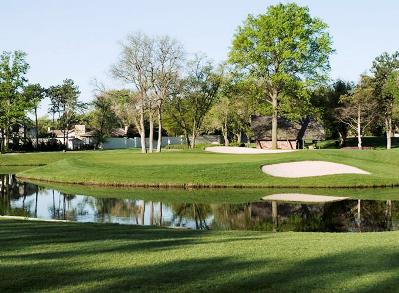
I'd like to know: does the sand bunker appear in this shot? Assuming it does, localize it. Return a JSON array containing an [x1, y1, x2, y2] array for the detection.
[[262, 160, 370, 178], [205, 146, 294, 154], [262, 193, 349, 203]]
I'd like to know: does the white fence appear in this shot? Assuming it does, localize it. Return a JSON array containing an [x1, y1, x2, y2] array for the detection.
[[100, 135, 221, 150]]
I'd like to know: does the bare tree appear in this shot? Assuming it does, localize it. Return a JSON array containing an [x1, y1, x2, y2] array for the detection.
[[112, 32, 154, 153]]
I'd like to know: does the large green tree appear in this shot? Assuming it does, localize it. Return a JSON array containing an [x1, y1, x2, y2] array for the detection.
[[0, 51, 30, 153], [371, 52, 399, 149], [90, 94, 120, 148], [24, 83, 45, 148], [229, 3, 333, 149], [47, 79, 82, 148]]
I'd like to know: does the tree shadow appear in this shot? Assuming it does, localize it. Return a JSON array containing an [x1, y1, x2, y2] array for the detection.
[[1, 220, 399, 292]]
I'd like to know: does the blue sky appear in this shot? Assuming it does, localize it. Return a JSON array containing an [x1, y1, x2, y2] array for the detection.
[[1, 0, 399, 116]]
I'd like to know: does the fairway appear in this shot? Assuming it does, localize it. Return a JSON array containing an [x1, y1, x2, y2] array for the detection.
[[2, 149, 399, 188], [1, 219, 398, 292]]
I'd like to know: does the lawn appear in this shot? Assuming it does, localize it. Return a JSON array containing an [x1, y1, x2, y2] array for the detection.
[[22, 179, 399, 202], [3, 148, 399, 188], [0, 219, 398, 292]]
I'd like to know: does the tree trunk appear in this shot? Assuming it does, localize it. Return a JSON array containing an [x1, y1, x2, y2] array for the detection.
[[386, 200, 392, 230], [271, 91, 278, 150], [156, 107, 162, 152], [223, 119, 229, 146], [272, 200, 278, 232], [191, 130, 196, 149], [34, 189, 38, 218], [4, 125, 9, 152], [386, 117, 392, 150], [65, 111, 70, 151], [184, 129, 191, 148], [237, 130, 242, 145], [158, 202, 163, 226], [149, 111, 154, 153], [0, 128, 5, 154], [35, 107, 39, 149], [222, 129, 229, 146], [140, 107, 146, 153], [141, 201, 145, 225], [357, 107, 362, 150], [149, 201, 154, 226], [191, 120, 197, 149]]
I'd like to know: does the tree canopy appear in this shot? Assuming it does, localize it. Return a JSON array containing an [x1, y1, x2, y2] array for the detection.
[[229, 3, 333, 149]]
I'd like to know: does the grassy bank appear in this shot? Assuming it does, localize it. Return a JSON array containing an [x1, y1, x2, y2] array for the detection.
[[5, 148, 399, 188], [1, 219, 398, 292], [23, 179, 399, 202]]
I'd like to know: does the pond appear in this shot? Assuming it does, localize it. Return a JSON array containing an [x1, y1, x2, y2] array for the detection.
[[1, 174, 398, 232]]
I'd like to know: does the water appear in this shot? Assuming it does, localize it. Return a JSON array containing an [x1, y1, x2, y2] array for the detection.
[[1, 174, 398, 232]]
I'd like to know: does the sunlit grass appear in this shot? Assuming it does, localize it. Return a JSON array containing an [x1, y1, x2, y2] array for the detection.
[[6, 148, 399, 188], [1, 219, 398, 292]]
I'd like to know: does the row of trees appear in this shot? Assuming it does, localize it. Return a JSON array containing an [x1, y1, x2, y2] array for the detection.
[[319, 52, 399, 149], [2, 3, 399, 153], [0, 50, 83, 153]]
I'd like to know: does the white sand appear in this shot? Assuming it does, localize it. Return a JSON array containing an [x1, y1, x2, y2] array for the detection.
[[205, 146, 294, 154], [262, 193, 349, 203], [262, 160, 370, 178]]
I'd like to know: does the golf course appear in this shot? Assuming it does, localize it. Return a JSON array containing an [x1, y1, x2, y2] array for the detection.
[[2, 148, 399, 188]]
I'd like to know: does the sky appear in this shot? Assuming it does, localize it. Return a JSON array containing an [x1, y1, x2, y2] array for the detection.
[[1, 0, 399, 116]]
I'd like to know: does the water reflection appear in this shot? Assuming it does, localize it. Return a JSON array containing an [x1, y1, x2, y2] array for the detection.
[[1, 174, 398, 232]]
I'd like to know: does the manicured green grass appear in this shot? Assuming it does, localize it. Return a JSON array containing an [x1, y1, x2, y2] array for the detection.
[[1, 219, 398, 292], [7, 148, 399, 188], [25, 180, 399, 202]]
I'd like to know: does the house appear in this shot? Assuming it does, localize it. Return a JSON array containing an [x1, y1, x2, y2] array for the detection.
[[251, 115, 325, 150], [49, 125, 97, 150], [48, 125, 131, 150]]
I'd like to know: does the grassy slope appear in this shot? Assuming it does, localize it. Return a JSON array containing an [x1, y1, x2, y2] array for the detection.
[[9, 148, 399, 188], [26, 180, 399, 202], [1, 219, 398, 292]]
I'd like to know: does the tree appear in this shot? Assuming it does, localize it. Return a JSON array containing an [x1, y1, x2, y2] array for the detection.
[[165, 55, 221, 148], [205, 96, 232, 146], [112, 32, 154, 153], [47, 79, 82, 149], [23, 83, 45, 148], [337, 75, 377, 149], [91, 94, 120, 148], [151, 36, 184, 152], [205, 69, 262, 145], [186, 56, 222, 148], [312, 80, 354, 146], [104, 89, 144, 141], [371, 52, 399, 149], [0, 51, 30, 153], [382, 70, 399, 147], [229, 3, 333, 149]]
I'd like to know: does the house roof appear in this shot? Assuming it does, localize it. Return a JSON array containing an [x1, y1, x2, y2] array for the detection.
[[50, 130, 75, 138], [111, 128, 127, 137], [251, 115, 325, 141], [80, 130, 96, 137]]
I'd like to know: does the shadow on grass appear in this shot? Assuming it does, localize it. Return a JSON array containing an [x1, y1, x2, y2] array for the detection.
[[1, 220, 399, 292]]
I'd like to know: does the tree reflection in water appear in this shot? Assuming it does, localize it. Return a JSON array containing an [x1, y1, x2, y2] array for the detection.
[[170, 203, 212, 230]]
